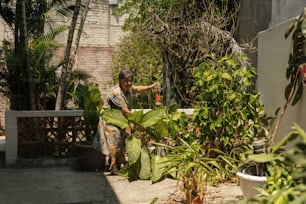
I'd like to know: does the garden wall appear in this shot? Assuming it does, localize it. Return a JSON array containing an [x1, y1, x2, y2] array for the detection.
[[257, 17, 306, 144]]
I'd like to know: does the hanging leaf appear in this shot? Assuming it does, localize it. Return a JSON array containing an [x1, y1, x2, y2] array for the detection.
[[291, 83, 303, 106], [151, 154, 169, 183], [127, 135, 142, 165], [139, 148, 151, 180], [284, 83, 293, 100], [128, 158, 141, 181], [168, 120, 178, 139], [155, 120, 168, 142]]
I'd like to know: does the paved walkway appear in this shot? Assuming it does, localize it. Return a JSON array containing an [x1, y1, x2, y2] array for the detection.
[[0, 165, 243, 204]]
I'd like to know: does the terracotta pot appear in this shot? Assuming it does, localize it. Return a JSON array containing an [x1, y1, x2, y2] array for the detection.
[[73, 142, 106, 171]]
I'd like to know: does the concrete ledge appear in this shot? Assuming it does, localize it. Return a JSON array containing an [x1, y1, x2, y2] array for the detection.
[[4, 109, 194, 167], [5, 110, 83, 167]]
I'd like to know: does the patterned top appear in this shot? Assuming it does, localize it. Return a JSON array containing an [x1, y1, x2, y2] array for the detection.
[[104, 84, 137, 111]]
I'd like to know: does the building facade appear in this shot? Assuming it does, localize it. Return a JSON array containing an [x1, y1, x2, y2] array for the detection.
[[0, 0, 128, 127]]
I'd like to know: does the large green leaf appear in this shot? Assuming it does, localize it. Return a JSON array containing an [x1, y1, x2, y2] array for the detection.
[[128, 110, 144, 125], [127, 135, 142, 165], [139, 147, 151, 180], [167, 103, 177, 114], [101, 109, 128, 129], [128, 158, 141, 181], [141, 107, 166, 128], [151, 154, 169, 183], [155, 120, 168, 142], [168, 120, 178, 139]]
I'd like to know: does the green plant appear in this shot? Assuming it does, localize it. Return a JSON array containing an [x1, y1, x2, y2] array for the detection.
[[191, 54, 266, 173], [102, 106, 167, 180], [101, 103, 191, 181], [245, 124, 306, 203], [73, 82, 104, 141], [158, 138, 234, 204]]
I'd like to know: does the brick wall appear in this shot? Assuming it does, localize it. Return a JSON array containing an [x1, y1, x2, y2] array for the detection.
[[0, 0, 128, 129]]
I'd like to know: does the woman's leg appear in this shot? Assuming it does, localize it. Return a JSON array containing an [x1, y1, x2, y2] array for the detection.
[[104, 124, 121, 174]]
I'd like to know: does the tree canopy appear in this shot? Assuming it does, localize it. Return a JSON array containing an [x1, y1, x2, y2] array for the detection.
[[113, 0, 240, 107]]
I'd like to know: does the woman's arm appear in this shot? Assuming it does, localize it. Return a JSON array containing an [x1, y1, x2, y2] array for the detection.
[[121, 107, 131, 118], [134, 83, 159, 93]]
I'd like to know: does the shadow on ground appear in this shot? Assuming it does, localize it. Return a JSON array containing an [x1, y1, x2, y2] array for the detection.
[[0, 163, 120, 204]]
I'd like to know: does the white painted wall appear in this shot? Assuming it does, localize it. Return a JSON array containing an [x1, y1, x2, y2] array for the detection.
[[257, 18, 306, 143]]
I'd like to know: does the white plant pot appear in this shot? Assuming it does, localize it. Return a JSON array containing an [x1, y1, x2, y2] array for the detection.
[[236, 169, 267, 200]]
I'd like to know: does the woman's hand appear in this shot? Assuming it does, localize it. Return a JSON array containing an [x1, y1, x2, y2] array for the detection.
[[149, 82, 161, 91], [125, 122, 134, 135]]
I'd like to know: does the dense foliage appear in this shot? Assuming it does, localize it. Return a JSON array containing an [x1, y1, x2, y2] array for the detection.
[[192, 54, 266, 160], [113, 0, 240, 107]]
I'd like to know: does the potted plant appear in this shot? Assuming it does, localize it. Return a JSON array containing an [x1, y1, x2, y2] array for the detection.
[[235, 124, 306, 204], [72, 82, 105, 171]]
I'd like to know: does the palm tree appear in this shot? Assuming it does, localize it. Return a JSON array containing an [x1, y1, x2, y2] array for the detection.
[[55, 0, 91, 110], [0, 0, 83, 110]]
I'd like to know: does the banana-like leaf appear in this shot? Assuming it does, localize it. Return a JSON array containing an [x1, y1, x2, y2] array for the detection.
[[155, 120, 168, 142], [128, 158, 141, 181], [101, 109, 128, 129], [128, 110, 144, 125], [168, 120, 178, 139], [141, 107, 166, 128], [139, 148, 151, 180], [151, 154, 169, 183], [127, 135, 141, 165]]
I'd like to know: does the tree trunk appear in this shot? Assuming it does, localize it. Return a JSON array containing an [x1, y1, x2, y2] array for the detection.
[[55, 0, 82, 110], [162, 46, 171, 106], [14, 0, 35, 110]]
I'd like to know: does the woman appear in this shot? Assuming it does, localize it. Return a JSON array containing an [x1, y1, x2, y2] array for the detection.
[[101, 70, 159, 175]]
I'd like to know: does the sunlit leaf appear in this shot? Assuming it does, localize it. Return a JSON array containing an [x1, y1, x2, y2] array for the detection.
[[102, 109, 128, 129], [139, 148, 151, 180], [127, 136, 141, 165]]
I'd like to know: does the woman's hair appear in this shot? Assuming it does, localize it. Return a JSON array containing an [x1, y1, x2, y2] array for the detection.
[[119, 70, 134, 82]]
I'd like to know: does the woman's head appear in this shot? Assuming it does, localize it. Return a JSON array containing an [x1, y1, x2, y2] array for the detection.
[[119, 70, 133, 93], [119, 70, 134, 82]]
